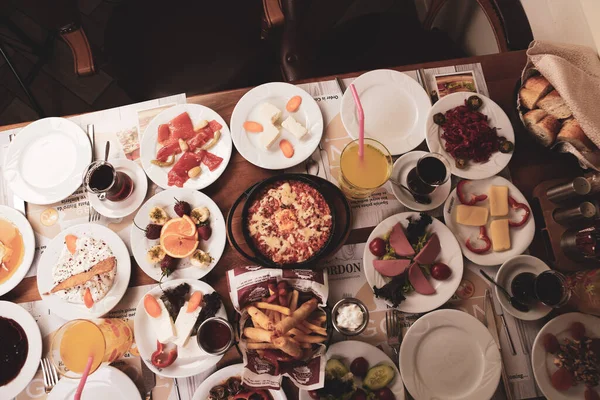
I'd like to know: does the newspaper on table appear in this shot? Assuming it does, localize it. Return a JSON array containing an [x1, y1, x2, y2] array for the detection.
[[0, 94, 186, 278], [13, 283, 211, 400], [286, 63, 490, 230], [227, 266, 329, 391], [322, 242, 545, 400]]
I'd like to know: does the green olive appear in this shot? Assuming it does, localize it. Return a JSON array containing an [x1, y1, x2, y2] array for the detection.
[[433, 113, 446, 125], [455, 158, 467, 169], [467, 95, 483, 110], [500, 140, 514, 153]]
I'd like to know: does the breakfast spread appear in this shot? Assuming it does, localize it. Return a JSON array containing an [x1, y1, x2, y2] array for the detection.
[[47, 235, 116, 309], [0, 317, 27, 387], [0, 217, 24, 284], [247, 181, 333, 265], [151, 112, 224, 187]]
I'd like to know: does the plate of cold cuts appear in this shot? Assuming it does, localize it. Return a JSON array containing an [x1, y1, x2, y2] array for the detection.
[[363, 212, 464, 313], [140, 104, 232, 190]]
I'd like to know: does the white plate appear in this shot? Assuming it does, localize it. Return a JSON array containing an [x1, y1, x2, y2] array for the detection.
[[495, 255, 552, 321], [230, 82, 323, 169], [36, 223, 131, 320], [532, 312, 600, 400], [131, 188, 225, 281], [0, 301, 42, 400], [425, 92, 514, 179], [192, 364, 286, 400], [443, 176, 535, 266], [299, 341, 405, 400], [0, 205, 35, 296], [47, 366, 141, 400], [390, 151, 451, 212], [340, 69, 431, 155], [88, 158, 148, 218], [135, 279, 227, 378], [140, 104, 232, 190], [364, 212, 464, 313], [400, 309, 501, 400], [3, 117, 92, 205]]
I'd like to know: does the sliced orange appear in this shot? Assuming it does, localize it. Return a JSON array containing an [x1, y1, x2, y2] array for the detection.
[[160, 234, 199, 258], [161, 215, 197, 238]]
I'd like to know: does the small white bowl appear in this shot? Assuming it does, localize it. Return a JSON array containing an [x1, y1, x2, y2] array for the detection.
[[495, 255, 552, 321]]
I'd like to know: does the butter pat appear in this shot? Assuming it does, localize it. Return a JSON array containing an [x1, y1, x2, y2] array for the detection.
[[456, 205, 489, 226], [489, 185, 509, 217], [259, 123, 280, 149], [258, 103, 282, 124], [281, 116, 308, 139], [490, 219, 511, 252]]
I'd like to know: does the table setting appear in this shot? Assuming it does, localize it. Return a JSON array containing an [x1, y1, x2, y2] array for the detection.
[[1, 41, 600, 400]]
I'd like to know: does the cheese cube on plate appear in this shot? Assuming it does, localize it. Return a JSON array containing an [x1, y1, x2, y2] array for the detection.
[[148, 298, 176, 344], [281, 116, 308, 139], [259, 123, 280, 149], [173, 301, 202, 347], [490, 219, 511, 252], [456, 205, 489, 226], [489, 185, 509, 217], [258, 103, 282, 124]]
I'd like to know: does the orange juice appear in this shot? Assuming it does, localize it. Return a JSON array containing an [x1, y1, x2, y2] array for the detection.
[[53, 319, 133, 378], [0, 218, 24, 284], [339, 139, 392, 199]]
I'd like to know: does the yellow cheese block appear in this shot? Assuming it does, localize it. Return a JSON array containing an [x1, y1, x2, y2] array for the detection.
[[490, 219, 511, 252], [489, 185, 509, 217], [456, 205, 489, 226]]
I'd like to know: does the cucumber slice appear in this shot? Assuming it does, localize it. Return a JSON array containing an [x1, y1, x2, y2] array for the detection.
[[363, 364, 395, 390], [325, 359, 349, 379]]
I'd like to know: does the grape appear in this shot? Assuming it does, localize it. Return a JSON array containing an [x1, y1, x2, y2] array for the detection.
[[570, 322, 586, 341], [543, 333, 560, 354], [350, 357, 369, 378], [375, 387, 395, 400], [430, 263, 452, 281], [351, 389, 367, 400], [308, 390, 319, 399], [369, 238, 386, 257], [551, 367, 574, 391]]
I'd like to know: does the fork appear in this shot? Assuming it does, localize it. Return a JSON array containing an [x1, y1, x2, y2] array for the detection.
[[40, 358, 59, 393], [86, 124, 101, 223], [385, 309, 402, 366]]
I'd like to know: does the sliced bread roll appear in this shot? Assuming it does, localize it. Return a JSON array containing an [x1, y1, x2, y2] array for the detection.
[[519, 88, 543, 109], [523, 109, 547, 126], [527, 115, 560, 147], [524, 76, 553, 96], [557, 118, 596, 152], [537, 90, 572, 119]]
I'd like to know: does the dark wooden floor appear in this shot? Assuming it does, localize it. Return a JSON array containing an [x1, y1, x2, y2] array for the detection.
[[0, 0, 134, 126]]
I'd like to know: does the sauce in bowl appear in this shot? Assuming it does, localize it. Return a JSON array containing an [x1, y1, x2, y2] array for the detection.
[[0, 317, 28, 386], [197, 317, 233, 355]]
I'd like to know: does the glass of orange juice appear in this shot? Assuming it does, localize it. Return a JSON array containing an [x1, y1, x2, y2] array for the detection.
[[50, 319, 133, 378], [339, 138, 392, 199]]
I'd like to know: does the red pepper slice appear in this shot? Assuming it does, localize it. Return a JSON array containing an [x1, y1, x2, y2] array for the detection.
[[466, 226, 492, 254], [457, 180, 488, 205], [508, 195, 531, 227], [151, 341, 178, 368]]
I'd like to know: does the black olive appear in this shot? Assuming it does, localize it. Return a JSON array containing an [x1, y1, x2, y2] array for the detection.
[[433, 113, 446, 125], [455, 158, 467, 169], [497, 136, 507, 144], [500, 140, 514, 153], [467, 95, 483, 110]]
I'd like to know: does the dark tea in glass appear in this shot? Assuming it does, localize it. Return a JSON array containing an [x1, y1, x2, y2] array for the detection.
[[83, 161, 134, 202], [407, 153, 451, 195]]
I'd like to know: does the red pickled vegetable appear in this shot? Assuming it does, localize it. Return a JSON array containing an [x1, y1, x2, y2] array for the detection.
[[551, 367, 574, 391], [508, 196, 530, 227], [456, 180, 488, 206], [542, 333, 560, 354], [569, 321, 586, 341], [465, 226, 491, 254]]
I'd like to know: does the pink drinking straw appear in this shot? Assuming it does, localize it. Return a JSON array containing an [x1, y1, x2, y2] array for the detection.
[[349, 84, 365, 159], [74, 356, 94, 400]]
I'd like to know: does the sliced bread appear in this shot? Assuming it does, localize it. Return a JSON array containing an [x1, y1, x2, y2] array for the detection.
[[527, 115, 560, 147], [557, 118, 596, 152], [524, 76, 553, 97], [537, 90, 572, 119], [523, 109, 547, 126], [519, 87, 543, 109]]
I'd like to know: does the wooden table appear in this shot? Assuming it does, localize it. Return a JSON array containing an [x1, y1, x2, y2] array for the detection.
[[0, 49, 584, 399]]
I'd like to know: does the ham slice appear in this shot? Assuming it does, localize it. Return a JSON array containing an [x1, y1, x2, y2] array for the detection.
[[169, 112, 195, 140], [408, 263, 436, 295], [414, 233, 440, 265], [373, 259, 411, 277], [390, 223, 415, 257]]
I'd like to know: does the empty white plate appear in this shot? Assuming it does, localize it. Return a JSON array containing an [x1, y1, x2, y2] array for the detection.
[[340, 69, 431, 155], [425, 92, 514, 180], [400, 309, 501, 400], [0, 301, 42, 400], [0, 205, 35, 297], [230, 82, 324, 170], [87, 158, 148, 219], [3, 117, 92, 205], [48, 366, 141, 400]]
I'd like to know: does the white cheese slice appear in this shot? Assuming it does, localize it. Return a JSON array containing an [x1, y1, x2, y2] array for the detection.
[[258, 102, 282, 124], [173, 301, 202, 347], [259, 123, 280, 149], [281, 115, 308, 139], [149, 298, 176, 344], [178, 334, 207, 359]]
